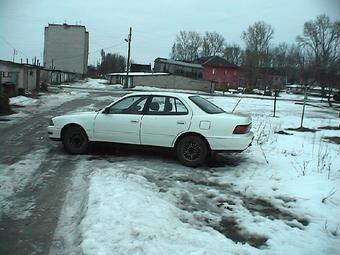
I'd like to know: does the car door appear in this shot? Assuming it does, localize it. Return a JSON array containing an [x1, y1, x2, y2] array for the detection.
[[140, 96, 191, 147], [93, 95, 148, 144]]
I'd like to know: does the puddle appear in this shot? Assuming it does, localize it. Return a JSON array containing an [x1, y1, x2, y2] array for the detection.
[[275, 130, 292, 135], [212, 216, 268, 248], [242, 197, 309, 228], [286, 127, 319, 133]]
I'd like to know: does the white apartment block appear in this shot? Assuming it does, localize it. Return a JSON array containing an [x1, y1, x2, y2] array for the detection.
[[44, 24, 89, 74]]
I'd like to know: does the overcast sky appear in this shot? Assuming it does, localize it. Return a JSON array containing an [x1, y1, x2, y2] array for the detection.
[[0, 0, 339, 66]]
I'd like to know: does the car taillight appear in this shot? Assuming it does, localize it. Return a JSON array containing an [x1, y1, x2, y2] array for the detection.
[[233, 124, 251, 134]]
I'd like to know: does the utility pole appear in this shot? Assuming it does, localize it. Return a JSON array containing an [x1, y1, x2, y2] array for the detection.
[[124, 27, 132, 89], [12, 49, 17, 62], [273, 89, 278, 117], [300, 85, 308, 128]]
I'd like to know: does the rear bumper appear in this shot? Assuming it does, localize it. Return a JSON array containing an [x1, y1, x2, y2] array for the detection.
[[207, 131, 254, 151]]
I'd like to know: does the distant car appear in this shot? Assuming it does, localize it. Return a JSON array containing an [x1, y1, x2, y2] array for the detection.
[[48, 92, 254, 167]]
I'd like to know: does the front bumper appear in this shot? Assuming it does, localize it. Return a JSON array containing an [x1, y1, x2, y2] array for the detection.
[[48, 126, 62, 140]]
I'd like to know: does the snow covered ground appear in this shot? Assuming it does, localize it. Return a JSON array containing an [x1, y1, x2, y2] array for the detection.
[[2, 79, 339, 254], [4, 90, 90, 124], [61, 78, 123, 90], [50, 86, 340, 254]]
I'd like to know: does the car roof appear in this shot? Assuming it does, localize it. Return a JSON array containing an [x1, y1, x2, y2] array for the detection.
[[125, 91, 204, 99]]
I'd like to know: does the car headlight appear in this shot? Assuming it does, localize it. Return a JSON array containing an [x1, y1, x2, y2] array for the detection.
[[49, 119, 54, 126]]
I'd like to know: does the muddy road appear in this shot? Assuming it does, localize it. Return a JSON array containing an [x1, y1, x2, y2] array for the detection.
[[0, 90, 125, 255]]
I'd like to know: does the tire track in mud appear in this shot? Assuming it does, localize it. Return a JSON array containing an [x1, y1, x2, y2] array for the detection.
[[116, 156, 310, 249], [166, 169, 309, 248]]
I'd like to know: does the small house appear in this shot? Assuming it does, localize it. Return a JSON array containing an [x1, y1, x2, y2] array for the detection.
[[0, 60, 42, 97], [194, 56, 240, 90]]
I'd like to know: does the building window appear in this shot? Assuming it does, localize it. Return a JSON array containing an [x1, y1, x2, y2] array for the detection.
[[1, 72, 11, 77], [212, 68, 215, 75]]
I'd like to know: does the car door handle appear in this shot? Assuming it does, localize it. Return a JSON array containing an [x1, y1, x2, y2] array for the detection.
[[131, 120, 139, 123], [177, 121, 186, 125]]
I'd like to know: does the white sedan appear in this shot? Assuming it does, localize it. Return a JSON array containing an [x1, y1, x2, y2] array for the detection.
[[48, 92, 254, 166]]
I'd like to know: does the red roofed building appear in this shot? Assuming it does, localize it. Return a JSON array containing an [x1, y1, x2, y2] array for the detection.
[[194, 56, 240, 90]]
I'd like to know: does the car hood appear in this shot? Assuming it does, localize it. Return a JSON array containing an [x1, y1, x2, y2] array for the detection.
[[66, 111, 98, 116], [52, 111, 99, 121]]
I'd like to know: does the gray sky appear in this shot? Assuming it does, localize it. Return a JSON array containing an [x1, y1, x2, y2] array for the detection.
[[0, 0, 339, 66]]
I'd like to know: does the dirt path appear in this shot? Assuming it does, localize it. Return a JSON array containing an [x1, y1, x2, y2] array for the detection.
[[0, 91, 125, 255]]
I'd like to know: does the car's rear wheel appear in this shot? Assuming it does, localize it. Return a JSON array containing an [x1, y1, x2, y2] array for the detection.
[[176, 135, 208, 167], [62, 125, 89, 154]]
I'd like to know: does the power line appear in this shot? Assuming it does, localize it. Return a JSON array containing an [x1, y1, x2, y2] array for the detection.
[[0, 35, 29, 58], [51, 42, 126, 61]]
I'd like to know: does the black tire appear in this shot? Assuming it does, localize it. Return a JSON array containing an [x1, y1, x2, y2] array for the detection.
[[176, 135, 208, 167], [62, 125, 89, 154]]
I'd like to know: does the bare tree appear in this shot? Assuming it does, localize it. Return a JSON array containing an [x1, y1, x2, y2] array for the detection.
[[201, 32, 225, 57], [285, 44, 307, 84], [297, 14, 340, 103], [223, 43, 242, 65], [241, 21, 274, 87], [271, 43, 288, 69], [170, 31, 202, 61], [99, 50, 126, 74], [241, 21, 274, 66]]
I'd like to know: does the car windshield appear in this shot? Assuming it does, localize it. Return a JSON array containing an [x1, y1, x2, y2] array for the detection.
[[189, 96, 224, 114]]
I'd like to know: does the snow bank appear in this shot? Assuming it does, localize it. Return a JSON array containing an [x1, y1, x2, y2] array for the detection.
[[9, 91, 89, 111], [10, 96, 39, 106], [62, 78, 123, 90], [80, 169, 253, 255], [208, 96, 340, 254], [84, 78, 109, 89]]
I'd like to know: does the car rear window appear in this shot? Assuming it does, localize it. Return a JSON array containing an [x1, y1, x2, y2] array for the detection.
[[189, 96, 224, 114]]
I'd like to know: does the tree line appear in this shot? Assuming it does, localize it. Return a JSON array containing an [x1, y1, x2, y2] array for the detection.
[[87, 49, 126, 77], [170, 14, 340, 95]]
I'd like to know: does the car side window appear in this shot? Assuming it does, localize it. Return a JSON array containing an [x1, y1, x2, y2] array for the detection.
[[147, 96, 188, 115], [174, 98, 188, 114], [108, 95, 147, 114]]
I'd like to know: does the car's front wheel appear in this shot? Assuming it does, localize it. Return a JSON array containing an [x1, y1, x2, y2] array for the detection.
[[176, 135, 208, 167], [62, 125, 89, 154]]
